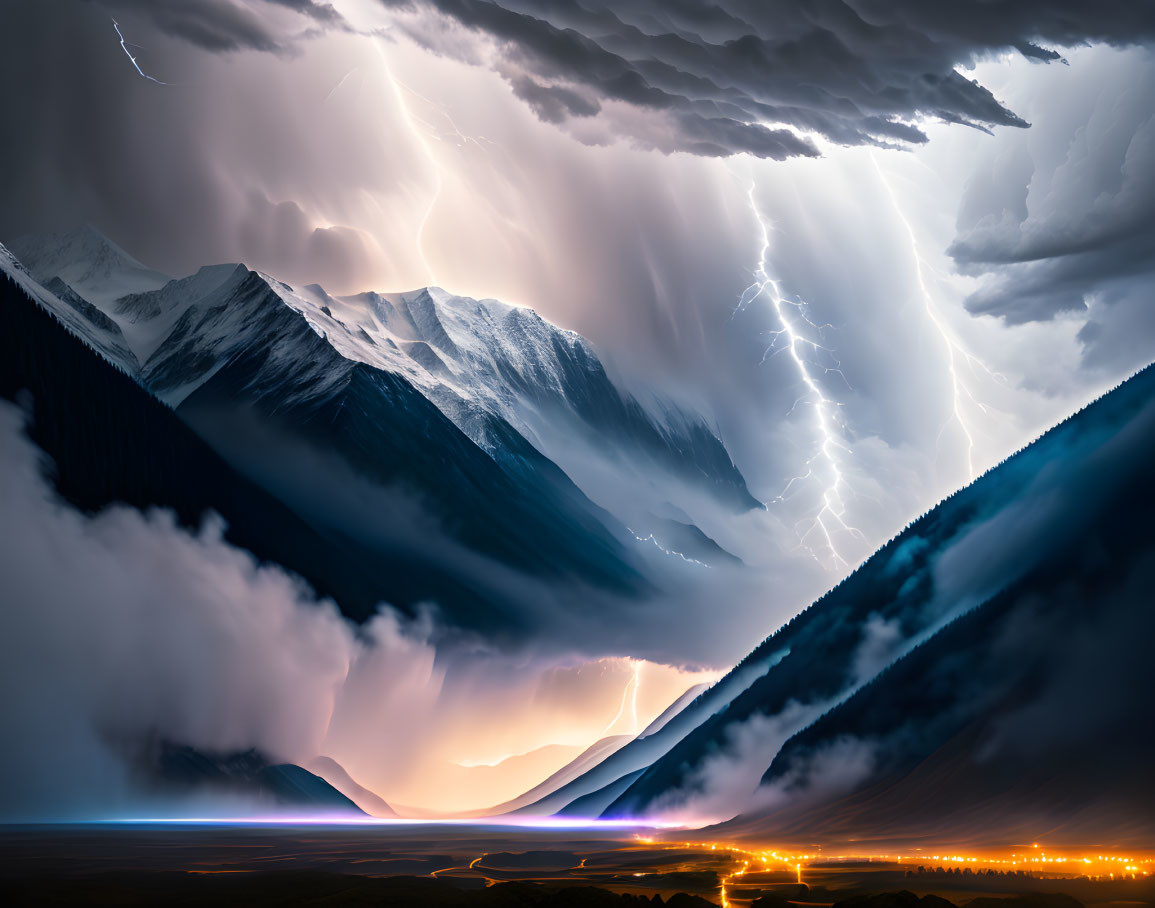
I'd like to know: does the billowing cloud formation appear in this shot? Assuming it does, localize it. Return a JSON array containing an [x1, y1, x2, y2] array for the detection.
[[380, 0, 1155, 158], [0, 399, 714, 818], [949, 48, 1155, 366], [0, 398, 363, 818], [70, 0, 1155, 161], [266, 0, 343, 24]]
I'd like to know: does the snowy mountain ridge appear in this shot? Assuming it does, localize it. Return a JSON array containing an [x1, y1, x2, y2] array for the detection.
[[0, 242, 140, 373], [7, 225, 168, 306], [4, 228, 758, 551]]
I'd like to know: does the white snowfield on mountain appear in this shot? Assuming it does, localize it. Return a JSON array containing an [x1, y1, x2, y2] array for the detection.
[[2, 227, 758, 560]]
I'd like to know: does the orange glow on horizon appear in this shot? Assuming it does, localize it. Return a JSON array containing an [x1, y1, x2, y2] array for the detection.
[[325, 656, 720, 815]]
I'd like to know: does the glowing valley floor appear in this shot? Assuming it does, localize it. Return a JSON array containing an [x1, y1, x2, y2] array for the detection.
[[0, 823, 1151, 907]]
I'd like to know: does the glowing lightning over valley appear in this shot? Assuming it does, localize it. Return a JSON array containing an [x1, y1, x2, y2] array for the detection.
[[112, 20, 168, 85], [373, 41, 443, 283], [869, 153, 1002, 480], [734, 183, 863, 572], [600, 660, 643, 737], [370, 41, 513, 286]]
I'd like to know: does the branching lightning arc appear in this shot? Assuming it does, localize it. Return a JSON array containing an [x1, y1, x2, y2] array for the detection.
[[870, 153, 1003, 480], [112, 20, 168, 85], [371, 40, 513, 285], [372, 42, 443, 282], [734, 183, 863, 572]]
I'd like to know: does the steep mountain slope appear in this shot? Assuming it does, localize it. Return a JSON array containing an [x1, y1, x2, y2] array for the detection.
[[475, 734, 634, 817], [138, 265, 645, 608], [137, 271, 756, 562], [10, 228, 756, 565], [0, 253, 553, 625], [585, 364, 1155, 845], [0, 245, 141, 374], [326, 286, 761, 518], [306, 756, 399, 818], [725, 524, 1155, 847], [1, 238, 665, 627], [509, 653, 787, 818], [40, 277, 140, 372]]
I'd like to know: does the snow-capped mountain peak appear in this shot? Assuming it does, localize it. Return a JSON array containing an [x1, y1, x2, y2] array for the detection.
[[0, 241, 139, 373], [3, 230, 759, 551], [6, 225, 169, 307]]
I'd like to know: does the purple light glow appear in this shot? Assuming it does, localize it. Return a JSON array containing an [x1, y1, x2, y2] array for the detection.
[[99, 815, 687, 830]]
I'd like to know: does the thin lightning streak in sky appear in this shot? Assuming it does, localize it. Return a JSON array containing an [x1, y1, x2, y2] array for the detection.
[[393, 77, 505, 154], [600, 660, 642, 737], [869, 154, 1001, 479], [630, 661, 640, 732], [373, 42, 442, 282], [371, 43, 515, 283], [112, 20, 167, 85], [322, 67, 359, 105], [390, 73, 525, 245], [734, 183, 863, 571], [626, 527, 709, 567]]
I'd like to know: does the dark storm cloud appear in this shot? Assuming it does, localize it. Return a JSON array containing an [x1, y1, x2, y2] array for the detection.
[[264, 0, 344, 24], [81, 0, 356, 55], [84, 0, 286, 53], [509, 75, 600, 123], [948, 49, 1155, 349], [378, 0, 1155, 159], [0, 0, 397, 293], [671, 112, 819, 159], [1015, 42, 1063, 63]]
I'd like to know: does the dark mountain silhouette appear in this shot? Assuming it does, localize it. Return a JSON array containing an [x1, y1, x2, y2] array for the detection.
[[150, 743, 364, 814], [587, 362, 1155, 847]]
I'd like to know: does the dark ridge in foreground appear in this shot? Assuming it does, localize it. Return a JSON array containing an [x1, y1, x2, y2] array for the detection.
[[602, 360, 1155, 842]]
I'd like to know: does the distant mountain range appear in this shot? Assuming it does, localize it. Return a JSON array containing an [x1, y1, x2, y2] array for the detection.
[[6, 226, 1151, 843], [1, 227, 757, 630], [146, 743, 366, 816]]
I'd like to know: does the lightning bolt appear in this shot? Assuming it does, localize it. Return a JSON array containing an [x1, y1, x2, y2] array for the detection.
[[734, 183, 863, 572], [599, 660, 643, 737], [630, 659, 640, 732], [112, 20, 168, 85], [371, 41, 514, 286], [322, 66, 359, 105], [626, 527, 709, 568], [373, 41, 442, 283], [392, 77, 506, 155], [869, 153, 1003, 480]]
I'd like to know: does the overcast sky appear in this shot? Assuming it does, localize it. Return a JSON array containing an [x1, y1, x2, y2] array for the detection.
[[1, 0, 1154, 812], [4, 0, 1154, 618]]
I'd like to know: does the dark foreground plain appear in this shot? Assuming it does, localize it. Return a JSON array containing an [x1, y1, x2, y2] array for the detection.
[[0, 825, 1151, 908]]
